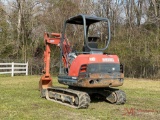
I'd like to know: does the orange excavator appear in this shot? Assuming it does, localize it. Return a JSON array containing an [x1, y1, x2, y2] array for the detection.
[[39, 14, 126, 108]]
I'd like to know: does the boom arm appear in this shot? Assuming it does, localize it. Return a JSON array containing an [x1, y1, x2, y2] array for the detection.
[[39, 33, 61, 97], [39, 32, 71, 97], [43, 33, 61, 76]]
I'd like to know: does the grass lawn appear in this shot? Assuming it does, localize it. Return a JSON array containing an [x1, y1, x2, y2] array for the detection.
[[0, 75, 160, 120]]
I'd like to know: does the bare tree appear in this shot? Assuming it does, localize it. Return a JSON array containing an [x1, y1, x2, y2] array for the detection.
[[134, 0, 143, 26]]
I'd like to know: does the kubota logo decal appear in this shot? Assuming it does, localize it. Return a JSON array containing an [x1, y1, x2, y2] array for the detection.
[[50, 40, 54, 43], [89, 57, 96, 61], [102, 58, 114, 62]]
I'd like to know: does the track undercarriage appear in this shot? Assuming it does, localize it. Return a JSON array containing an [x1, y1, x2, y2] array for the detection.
[[45, 86, 126, 108], [45, 87, 90, 108]]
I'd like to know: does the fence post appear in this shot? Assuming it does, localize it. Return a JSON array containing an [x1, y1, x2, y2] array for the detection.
[[11, 62, 14, 77], [26, 62, 28, 76]]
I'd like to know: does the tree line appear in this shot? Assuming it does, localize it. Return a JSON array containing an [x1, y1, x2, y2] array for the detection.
[[0, 0, 160, 79]]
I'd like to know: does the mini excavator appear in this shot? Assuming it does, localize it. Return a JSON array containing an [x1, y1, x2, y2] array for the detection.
[[39, 14, 126, 108]]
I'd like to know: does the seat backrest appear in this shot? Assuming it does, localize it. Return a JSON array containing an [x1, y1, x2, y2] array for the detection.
[[83, 42, 98, 52]]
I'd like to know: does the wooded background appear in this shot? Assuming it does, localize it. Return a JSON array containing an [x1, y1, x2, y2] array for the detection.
[[0, 0, 160, 79]]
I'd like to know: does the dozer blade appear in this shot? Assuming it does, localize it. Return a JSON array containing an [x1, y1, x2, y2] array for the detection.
[[45, 87, 90, 109]]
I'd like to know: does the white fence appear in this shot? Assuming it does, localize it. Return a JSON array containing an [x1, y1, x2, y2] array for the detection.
[[0, 62, 28, 77]]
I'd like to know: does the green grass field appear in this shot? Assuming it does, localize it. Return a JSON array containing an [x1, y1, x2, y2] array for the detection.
[[0, 76, 160, 120]]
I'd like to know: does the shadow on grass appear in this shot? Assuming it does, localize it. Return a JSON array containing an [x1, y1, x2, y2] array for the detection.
[[90, 94, 110, 103]]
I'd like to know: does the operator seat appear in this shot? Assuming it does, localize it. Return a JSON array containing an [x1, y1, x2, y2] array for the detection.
[[83, 37, 99, 52]]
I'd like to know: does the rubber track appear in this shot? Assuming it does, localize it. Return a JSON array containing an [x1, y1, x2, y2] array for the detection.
[[45, 87, 90, 109]]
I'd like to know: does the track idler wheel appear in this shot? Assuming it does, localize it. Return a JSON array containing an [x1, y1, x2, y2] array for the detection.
[[78, 93, 90, 108], [106, 90, 126, 105]]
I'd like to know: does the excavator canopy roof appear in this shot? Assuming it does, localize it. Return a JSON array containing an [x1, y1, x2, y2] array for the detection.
[[66, 14, 108, 25]]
